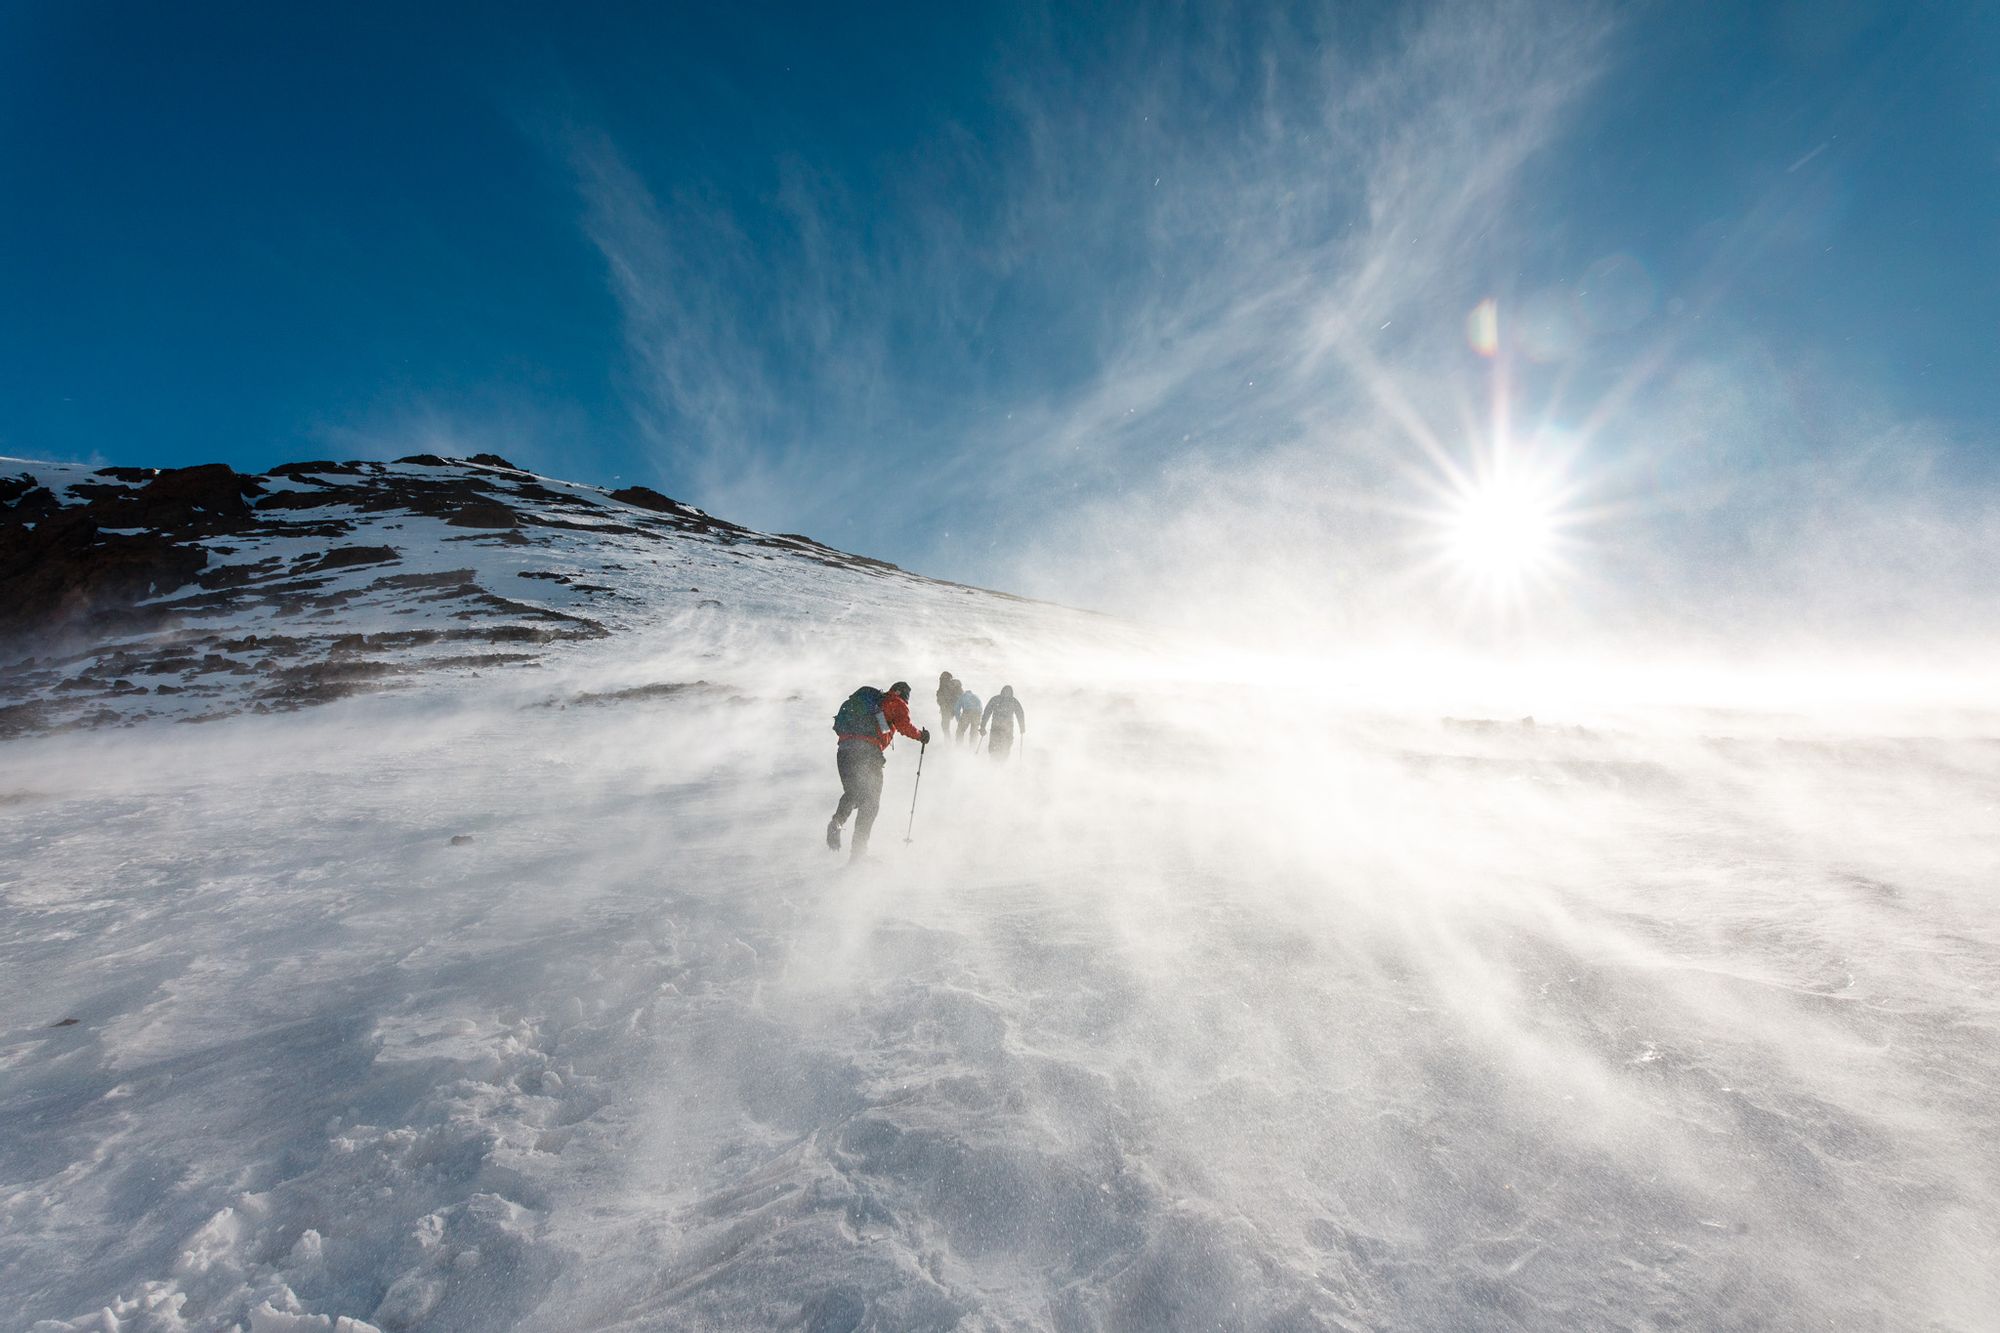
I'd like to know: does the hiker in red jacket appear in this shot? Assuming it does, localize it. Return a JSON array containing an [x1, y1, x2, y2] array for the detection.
[[827, 681, 929, 858]]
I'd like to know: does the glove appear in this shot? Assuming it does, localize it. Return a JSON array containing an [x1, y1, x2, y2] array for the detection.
[[918, 728, 931, 745]]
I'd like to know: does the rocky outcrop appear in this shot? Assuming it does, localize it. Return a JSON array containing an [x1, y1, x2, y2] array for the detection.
[[607, 485, 681, 512], [0, 511, 207, 637], [0, 452, 953, 737], [0, 464, 263, 638]]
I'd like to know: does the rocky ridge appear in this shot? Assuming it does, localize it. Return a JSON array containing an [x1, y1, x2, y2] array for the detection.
[[0, 453, 949, 738]]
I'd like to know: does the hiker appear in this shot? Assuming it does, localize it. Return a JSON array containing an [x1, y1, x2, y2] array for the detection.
[[954, 689, 983, 746], [828, 681, 929, 857], [982, 685, 1026, 760], [936, 672, 963, 734]]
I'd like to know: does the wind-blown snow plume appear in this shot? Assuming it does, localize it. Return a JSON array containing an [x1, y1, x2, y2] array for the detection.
[[5, 588, 1996, 1329]]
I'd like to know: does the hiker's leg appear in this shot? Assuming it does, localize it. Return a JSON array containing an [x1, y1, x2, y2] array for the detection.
[[852, 751, 885, 851], [834, 742, 868, 824]]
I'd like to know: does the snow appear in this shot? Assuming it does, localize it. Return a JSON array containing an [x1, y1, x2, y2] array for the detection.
[[4, 471, 1999, 1329]]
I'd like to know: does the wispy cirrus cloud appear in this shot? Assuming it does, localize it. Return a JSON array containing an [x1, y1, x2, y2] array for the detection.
[[561, 0, 1998, 658], [565, 0, 1602, 551], [564, 125, 983, 544]]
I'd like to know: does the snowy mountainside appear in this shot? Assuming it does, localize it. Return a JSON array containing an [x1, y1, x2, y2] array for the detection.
[[2, 459, 1998, 1331], [0, 454, 1097, 737]]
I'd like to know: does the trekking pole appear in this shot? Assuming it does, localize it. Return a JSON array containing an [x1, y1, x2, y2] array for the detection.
[[904, 740, 928, 843]]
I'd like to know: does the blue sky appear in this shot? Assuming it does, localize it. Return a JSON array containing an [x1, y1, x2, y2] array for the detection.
[[3, 1, 1995, 645]]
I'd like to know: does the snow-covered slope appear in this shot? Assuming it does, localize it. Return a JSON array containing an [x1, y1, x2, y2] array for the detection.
[[3, 458, 1998, 1332], [1, 454, 1106, 736]]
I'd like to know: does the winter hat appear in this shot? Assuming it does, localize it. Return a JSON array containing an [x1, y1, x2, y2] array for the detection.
[[889, 681, 912, 698]]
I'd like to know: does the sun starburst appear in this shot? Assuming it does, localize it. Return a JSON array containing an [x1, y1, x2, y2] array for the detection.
[[1411, 435, 1585, 621]]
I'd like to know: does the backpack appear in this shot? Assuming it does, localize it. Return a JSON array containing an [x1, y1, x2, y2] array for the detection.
[[832, 686, 885, 736]]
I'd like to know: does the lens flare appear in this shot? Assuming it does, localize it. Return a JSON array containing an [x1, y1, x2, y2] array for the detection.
[[1466, 298, 1500, 357]]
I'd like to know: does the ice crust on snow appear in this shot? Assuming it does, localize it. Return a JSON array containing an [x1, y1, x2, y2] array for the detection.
[[3, 458, 1998, 1330]]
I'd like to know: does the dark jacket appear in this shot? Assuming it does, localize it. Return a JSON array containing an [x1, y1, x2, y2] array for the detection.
[[982, 691, 1025, 735]]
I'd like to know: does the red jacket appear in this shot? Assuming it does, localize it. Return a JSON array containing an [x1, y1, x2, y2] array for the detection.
[[839, 690, 926, 751]]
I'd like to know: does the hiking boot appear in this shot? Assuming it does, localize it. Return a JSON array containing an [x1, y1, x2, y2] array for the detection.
[[826, 819, 842, 851]]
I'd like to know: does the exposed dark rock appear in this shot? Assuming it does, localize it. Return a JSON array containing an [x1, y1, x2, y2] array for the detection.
[[467, 454, 521, 470], [428, 652, 538, 669], [0, 511, 208, 639], [321, 629, 445, 653], [197, 557, 285, 590], [90, 463, 262, 531], [266, 520, 357, 540], [449, 834, 475, 846], [60, 706, 124, 732], [395, 454, 450, 467], [192, 653, 257, 676], [294, 545, 399, 574], [566, 680, 730, 707], [0, 701, 53, 738], [266, 460, 365, 479], [352, 476, 492, 517], [839, 552, 901, 573], [443, 504, 517, 529], [256, 489, 350, 511], [371, 569, 478, 591], [55, 481, 132, 505], [2, 473, 59, 511], [447, 591, 601, 625], [502, 480, 583, 506], [257, 658, 410, 708], [478, 624, 602, 645], [444, 529, 532, 545], [268, 659, 405, 684], [608, 485, 681, 512]]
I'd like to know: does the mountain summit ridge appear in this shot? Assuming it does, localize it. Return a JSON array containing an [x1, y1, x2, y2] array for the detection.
[[0, 453, 1054, 739]]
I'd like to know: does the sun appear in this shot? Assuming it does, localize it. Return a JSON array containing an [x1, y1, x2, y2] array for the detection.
[[1444, 472, 1559, 581], [1416, 447, 1579, 615]]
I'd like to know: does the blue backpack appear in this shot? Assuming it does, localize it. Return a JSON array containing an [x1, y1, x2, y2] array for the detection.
[[832, 686, 885, 736]]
